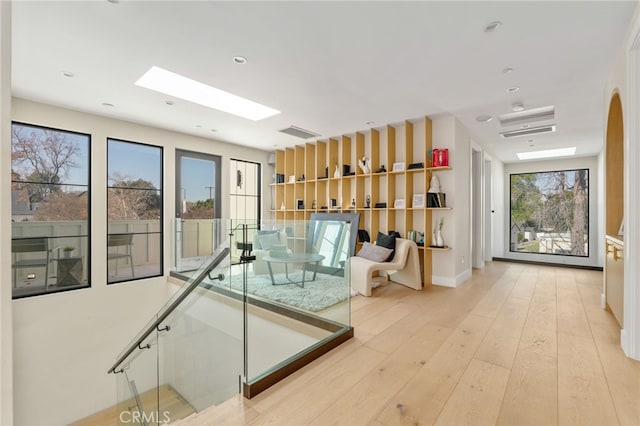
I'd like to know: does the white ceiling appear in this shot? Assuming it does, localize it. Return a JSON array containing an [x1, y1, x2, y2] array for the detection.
[[11, 1, 637, 163]]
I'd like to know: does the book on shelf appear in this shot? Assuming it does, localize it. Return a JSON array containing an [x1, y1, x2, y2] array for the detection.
[[427, 192, 446, 208]]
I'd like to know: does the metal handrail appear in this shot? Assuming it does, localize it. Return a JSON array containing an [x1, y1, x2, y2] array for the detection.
[[108, 247, 230, 374]]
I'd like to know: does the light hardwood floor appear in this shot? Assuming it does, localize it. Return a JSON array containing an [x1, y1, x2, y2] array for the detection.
[[176, 261, 640, 426]]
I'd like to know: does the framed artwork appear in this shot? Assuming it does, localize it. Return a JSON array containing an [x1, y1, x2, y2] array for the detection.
[[392, 162, 405, 172], [412, 193, 425, 208], [394, 199, 406, 209], [296, 199, 304, 210]]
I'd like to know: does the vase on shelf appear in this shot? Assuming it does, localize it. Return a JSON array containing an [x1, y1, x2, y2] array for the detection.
[[434, 230, 444, 247], [334, 165, 340, 178]]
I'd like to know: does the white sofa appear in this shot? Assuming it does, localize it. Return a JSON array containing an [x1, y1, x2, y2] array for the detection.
[[349, 238, 422, 296]]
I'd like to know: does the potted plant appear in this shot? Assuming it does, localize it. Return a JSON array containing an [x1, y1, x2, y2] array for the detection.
[[63, 246, 75, 258]]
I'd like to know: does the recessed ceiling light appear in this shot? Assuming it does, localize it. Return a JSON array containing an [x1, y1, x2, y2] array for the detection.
[[101, 102, 114, 107], [502, 67, 513, 74], [165, 100, 174, 106], [233, 56, 247, 65], [195, 124, 202, 128], [517, 147, 576, 160], [366, 121, 375, 126], [512, 102, 524, 112], [484, 21, 502, 32], [476, 115, 493, 123], [135, 66, 280, 121], [62, 71, 74, 78], [211, 129, 217, 132], [106, 0, 120, 3], [507, 86, 520, 93]]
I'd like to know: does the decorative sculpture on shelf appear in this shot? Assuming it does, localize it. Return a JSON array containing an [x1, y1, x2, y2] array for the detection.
[[433, 217, 445, 247], [375, 164, 387, 173], [428, 175, 441, 193], [334, 164, 341, 178], [366, 195, 371, 208], [358, 156, 371, 174]]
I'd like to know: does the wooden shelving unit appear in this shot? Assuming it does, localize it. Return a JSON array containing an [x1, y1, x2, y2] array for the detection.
[[272, 116, 453, 287]]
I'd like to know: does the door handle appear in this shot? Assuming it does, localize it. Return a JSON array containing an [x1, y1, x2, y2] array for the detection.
[[613, 246, 622, 261]]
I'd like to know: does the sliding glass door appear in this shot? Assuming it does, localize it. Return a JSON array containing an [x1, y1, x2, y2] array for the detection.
[[175, 150, 221, 271]]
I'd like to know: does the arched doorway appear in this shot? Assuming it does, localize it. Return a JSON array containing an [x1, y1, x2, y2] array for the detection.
[[605, 92, 624, 328]]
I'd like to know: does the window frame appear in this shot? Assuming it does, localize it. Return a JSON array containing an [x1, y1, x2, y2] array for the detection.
[[509, 168, 590, 258], [11, 121, 92, 299], [107, 137, 164, 284]]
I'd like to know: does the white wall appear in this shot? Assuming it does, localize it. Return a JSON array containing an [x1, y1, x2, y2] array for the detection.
[[430, 115, 472, 287], [454, 118, 472, 280], [597, 150, 605, 267], [10, 98, 271, 425], [604, 2, 640, 360], [491, 156, 505, 258], [502, 156, 602, 268], [0, 2, 13, 424]]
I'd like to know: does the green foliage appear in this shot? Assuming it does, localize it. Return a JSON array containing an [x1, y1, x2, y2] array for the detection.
[[510, 174, 541, 227]]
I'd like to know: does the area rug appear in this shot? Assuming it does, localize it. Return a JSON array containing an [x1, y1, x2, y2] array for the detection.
[[211, 265, 349, 312]]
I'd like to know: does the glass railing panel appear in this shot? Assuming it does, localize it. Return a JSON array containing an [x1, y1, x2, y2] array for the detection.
[[231, 215, 355, 383], [157, 246, 242, 422], [115, 319, 160, 426], [113, 220, 239, 423], [175, 218, 228, 273]]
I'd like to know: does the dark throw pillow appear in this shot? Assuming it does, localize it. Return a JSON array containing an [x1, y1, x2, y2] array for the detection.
[[376, 232, 396, 262]]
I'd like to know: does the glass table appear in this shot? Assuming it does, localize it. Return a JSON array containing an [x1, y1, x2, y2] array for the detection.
[[262, 253, 325, 288]]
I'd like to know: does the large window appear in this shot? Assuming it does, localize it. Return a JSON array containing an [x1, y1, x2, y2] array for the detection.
[[107, 139, 163, 283], [510, 169, 589, 257], [229, 159, 261, 224], [11, 122, 91, 298]]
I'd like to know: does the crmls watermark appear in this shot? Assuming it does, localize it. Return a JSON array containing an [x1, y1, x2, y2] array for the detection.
[[119, 410, 171, 424]]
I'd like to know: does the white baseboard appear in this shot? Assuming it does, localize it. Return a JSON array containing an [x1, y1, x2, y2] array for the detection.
[[431, 269, 472, 288], [456, 269, 472, 285], [432, 275, 457, 287]]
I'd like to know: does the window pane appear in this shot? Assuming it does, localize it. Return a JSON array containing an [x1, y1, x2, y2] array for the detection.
[[108, 139, 163, 284], [510, 169, 589, 257], [13, 183, 88, 222], [108, 139, 161, 189], [11, 123, 89, 186], [107, 232, 162, 283], [11, 122, 90, 298]]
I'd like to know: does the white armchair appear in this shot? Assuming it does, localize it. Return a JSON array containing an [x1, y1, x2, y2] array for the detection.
[[252, 230, 290, 275], [349, 238, 422, 296]]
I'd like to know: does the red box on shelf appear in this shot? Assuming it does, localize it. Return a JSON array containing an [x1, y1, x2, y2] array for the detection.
[[432, 149, 440, 167], [439, 148, 449, 166]]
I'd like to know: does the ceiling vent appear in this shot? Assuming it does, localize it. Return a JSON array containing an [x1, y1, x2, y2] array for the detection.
[[278, 125, 320, 139], [499, 105, 555, 127], [500, 124, 556, 139]]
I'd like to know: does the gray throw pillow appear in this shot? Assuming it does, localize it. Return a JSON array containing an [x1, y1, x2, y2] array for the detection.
[[357, 242, 393, 262]]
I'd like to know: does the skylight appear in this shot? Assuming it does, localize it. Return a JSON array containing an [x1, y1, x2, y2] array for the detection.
[[135, 66, 280, 121], [517, 147, 576, 161]]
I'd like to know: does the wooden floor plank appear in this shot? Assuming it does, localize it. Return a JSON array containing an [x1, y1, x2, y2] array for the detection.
[[518, 280, 558, 358], [434, 359, 511, 426], [497, 350, 558, 426], [374, 314, 494, 425], [557, 333, 619, 425], [556, 271, 592, 338], [249, 345, 387, 425], [578, 284, 640, 426], [474, 294, 531, 369]]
